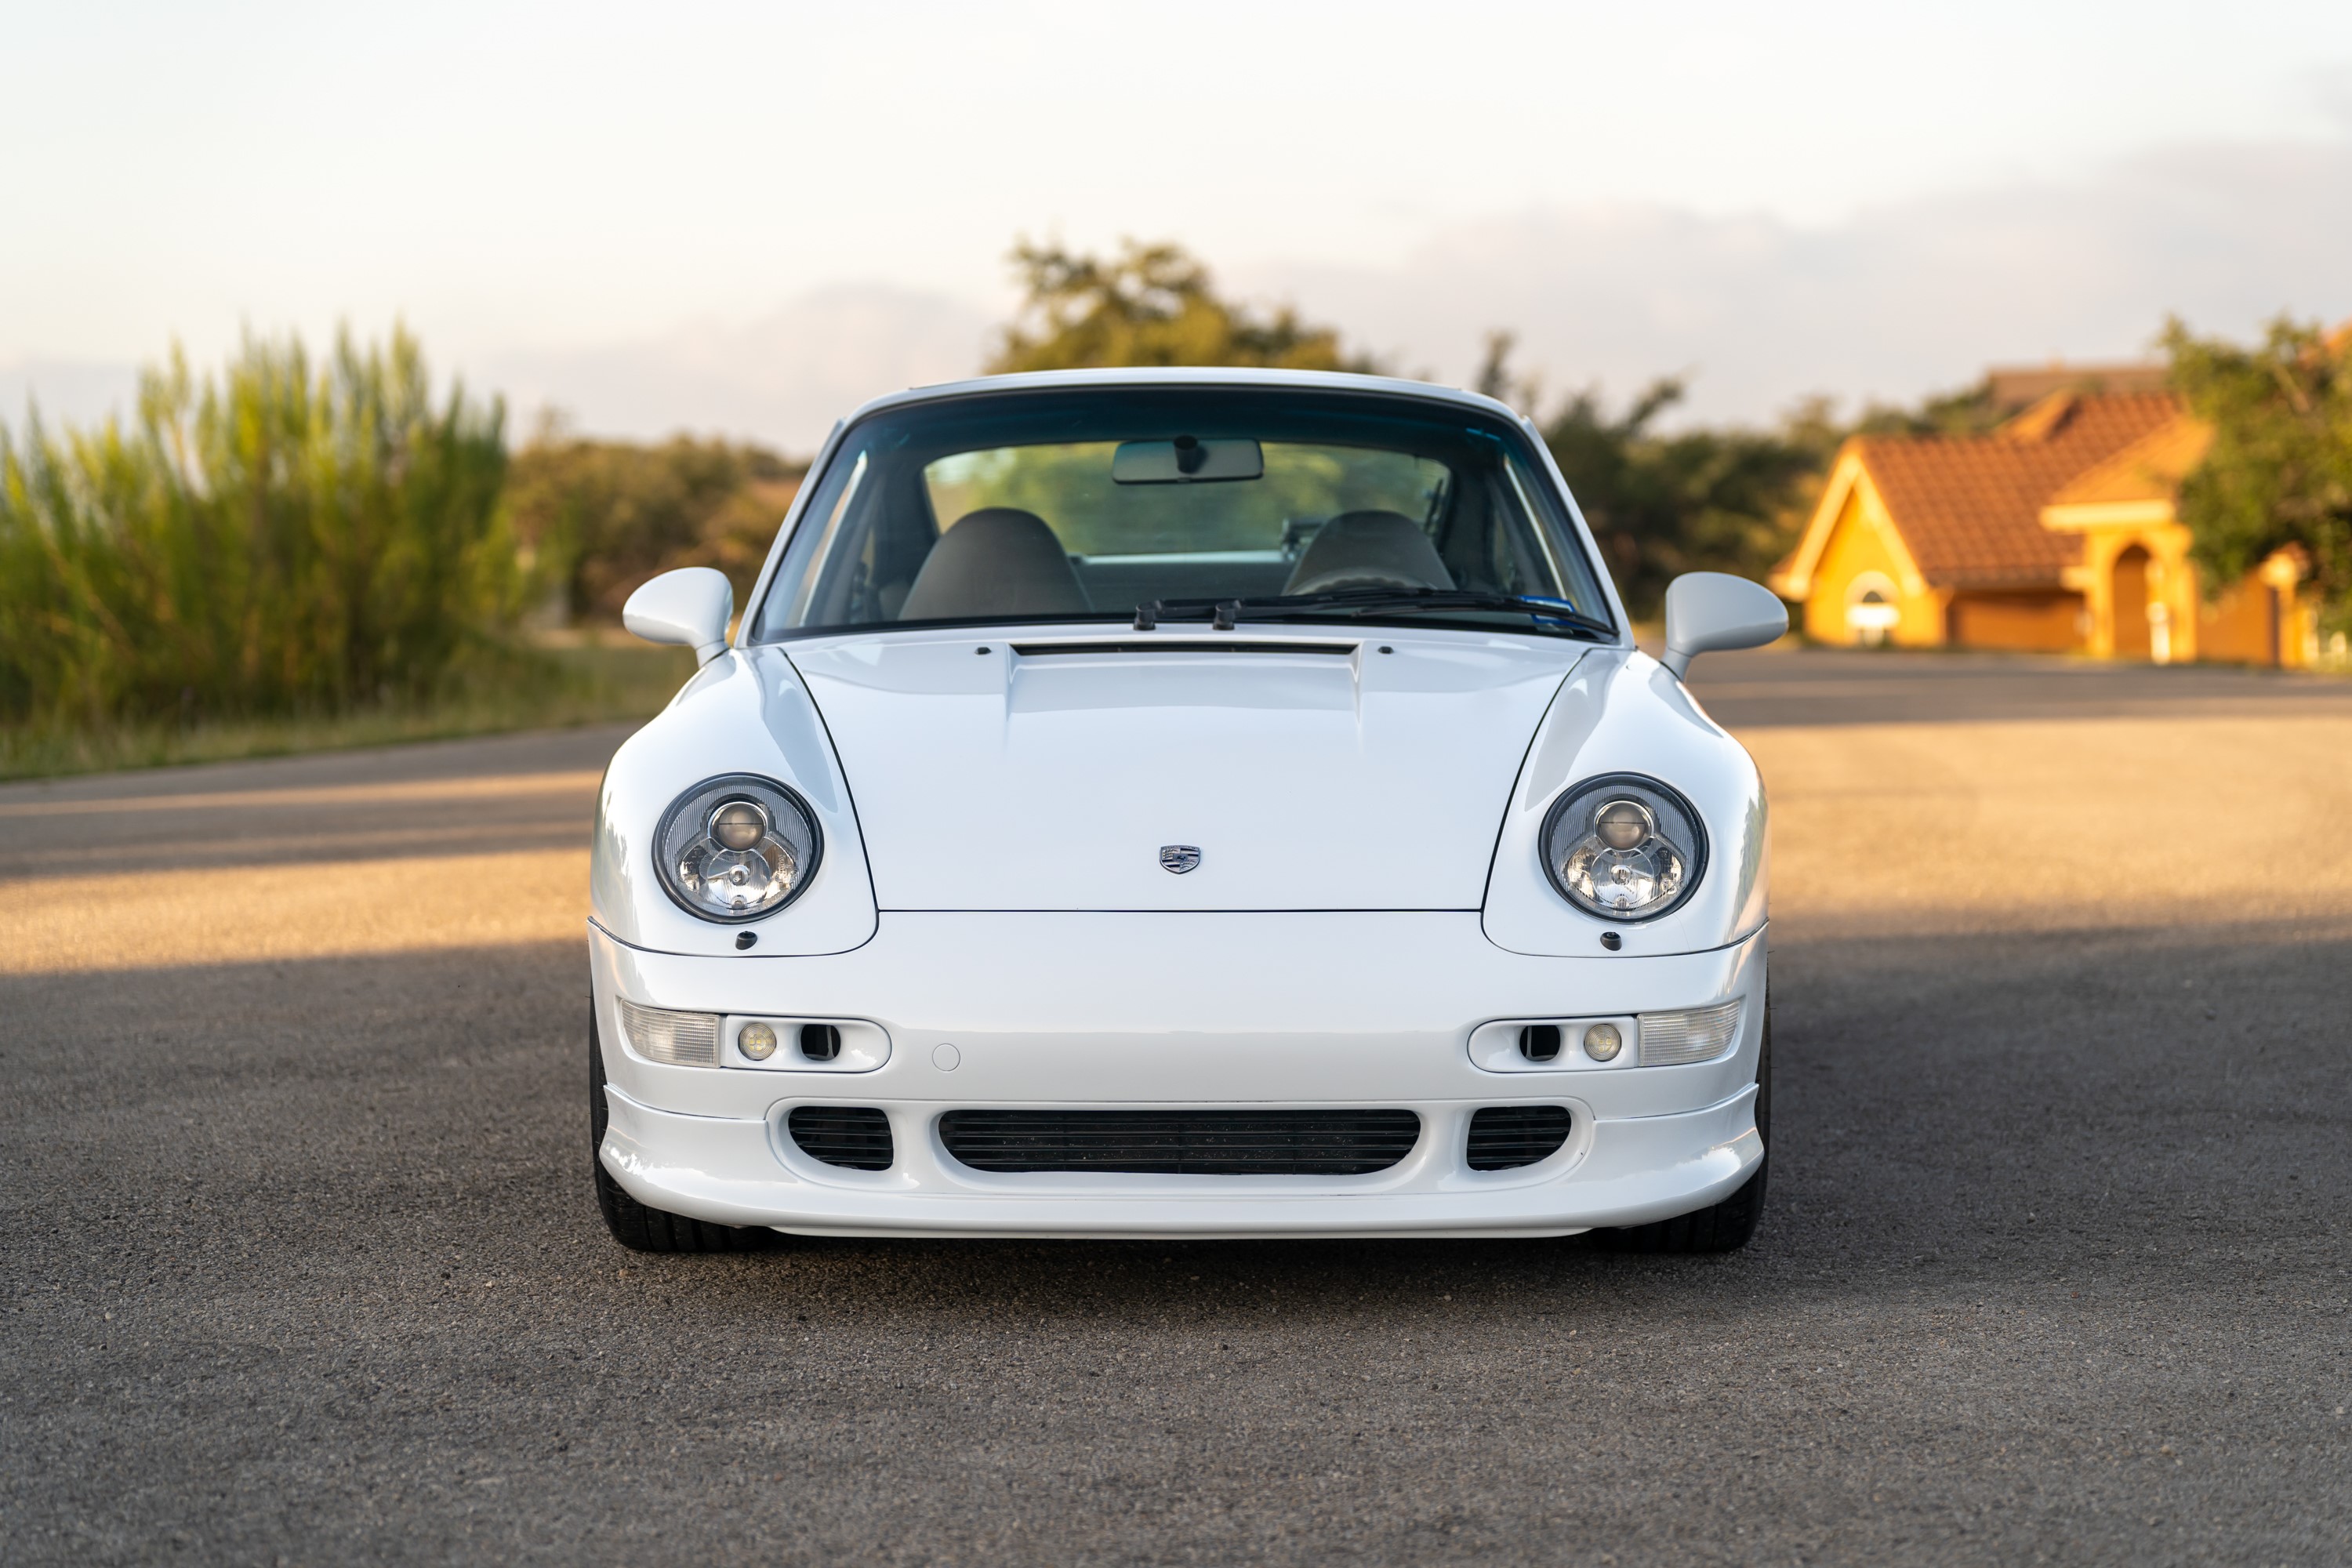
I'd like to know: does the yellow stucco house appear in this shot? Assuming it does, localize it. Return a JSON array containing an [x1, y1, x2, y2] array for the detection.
[[1770, 370, 2316, 667]]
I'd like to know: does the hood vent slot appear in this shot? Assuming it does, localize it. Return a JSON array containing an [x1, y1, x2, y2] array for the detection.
[[1011, 641, 1356, 658]]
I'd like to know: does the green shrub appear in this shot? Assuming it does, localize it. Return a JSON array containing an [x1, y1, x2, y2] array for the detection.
[[506, 426, 803, 622], [0, 327, 521, 728]]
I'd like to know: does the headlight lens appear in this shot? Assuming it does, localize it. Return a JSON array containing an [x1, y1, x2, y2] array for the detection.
[[653, 774, 822, 923], [1541, 773, 1707, 922]]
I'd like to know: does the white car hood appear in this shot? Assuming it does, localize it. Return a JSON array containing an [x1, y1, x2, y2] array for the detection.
[[789, 630, 1584, 911]]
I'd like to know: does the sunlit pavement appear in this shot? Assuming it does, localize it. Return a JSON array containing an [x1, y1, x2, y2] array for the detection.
[[3, 651, 2348, 1564]]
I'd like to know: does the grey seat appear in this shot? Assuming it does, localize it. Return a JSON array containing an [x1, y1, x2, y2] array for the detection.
[[1282, 510, 1454, 596], [898, 508, 1091, 621]]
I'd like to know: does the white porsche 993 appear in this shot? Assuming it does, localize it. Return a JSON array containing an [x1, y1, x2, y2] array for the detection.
[[592, 369, 1787, 1254]]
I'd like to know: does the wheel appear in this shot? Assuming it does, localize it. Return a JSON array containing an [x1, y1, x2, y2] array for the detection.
[[590, 1009, 786, 1254], [1598, 1011, 1771, 1254]]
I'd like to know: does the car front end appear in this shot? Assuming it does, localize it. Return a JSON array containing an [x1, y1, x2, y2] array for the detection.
[[590, 369, 1780, 1250]]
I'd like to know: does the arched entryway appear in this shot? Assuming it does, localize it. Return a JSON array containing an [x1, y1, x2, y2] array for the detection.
[[1844, 572, 1900, 647], [2111, 545, 2153, 659]]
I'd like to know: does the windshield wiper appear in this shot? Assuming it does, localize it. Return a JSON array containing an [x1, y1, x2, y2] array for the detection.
[[1134, 587, 1616, 641]]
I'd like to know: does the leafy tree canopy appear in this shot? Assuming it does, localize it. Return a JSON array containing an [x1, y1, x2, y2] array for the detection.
[[1478, 333, 1837, 618], [1843, 380, 2012, 439], [2164, 315, 2351, 635], [506, 419, 803, 621], [988, 240, 1378, 375]]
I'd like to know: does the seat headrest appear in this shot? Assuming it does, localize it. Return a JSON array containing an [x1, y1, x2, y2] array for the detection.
[[1283, 510, 1455, 596], [898, 508, 1092, 622]]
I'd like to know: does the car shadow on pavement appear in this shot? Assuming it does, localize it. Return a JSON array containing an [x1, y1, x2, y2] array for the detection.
[[5, 913, 2343, 1316], [8, 921, 2347, 1566]]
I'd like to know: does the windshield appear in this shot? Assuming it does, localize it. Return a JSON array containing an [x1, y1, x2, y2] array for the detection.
[[750, 386, 1614, 641]]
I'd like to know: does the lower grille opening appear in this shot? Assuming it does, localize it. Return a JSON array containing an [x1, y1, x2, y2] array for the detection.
[[1466, 1105, 1573, 1171], [938, 1109, 1421, 1176], [787, 1106, 894, 1171]]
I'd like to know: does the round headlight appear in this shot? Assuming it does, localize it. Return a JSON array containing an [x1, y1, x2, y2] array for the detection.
[[653, 774, 823, 923], [1540, 773, 1706, 922]]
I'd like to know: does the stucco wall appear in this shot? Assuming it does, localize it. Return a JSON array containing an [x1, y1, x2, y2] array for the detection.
[[1802, 488, 1945, 646], [1948, 593, 2085, 652]]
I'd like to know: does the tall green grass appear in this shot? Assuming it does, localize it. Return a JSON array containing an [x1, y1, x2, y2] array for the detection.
[[1, 328, 522, 732], [0, 637, 694, 780]]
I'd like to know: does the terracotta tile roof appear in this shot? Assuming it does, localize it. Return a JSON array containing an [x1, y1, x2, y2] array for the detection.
[[2044, 413, 2211, 508], [1852, 390, 2183, 587], [1983, 361, 2171, 411]]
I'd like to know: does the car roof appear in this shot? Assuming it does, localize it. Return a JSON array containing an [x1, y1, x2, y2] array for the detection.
[[840, 366, 1530, 427]]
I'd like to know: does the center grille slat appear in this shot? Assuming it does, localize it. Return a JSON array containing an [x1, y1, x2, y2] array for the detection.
[[938, 1109, 1421, 1175], [1466, 1105, 1573, 1171]]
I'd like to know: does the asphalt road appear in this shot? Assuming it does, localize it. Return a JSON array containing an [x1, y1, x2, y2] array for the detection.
[[4, 648, 2349, 1566]]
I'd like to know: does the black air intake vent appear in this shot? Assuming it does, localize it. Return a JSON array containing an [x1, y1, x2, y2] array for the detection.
[[787, 1107, 893, 1171], [1011, 641, 1356, 658], [938, 1109, 1420, 1176], [1466, 1105, 1573, 1171]]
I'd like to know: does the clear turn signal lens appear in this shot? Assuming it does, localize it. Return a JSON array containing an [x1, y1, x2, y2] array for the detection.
[[1637, 1000, 1743, 1066], [618, 999, 720, 1067]]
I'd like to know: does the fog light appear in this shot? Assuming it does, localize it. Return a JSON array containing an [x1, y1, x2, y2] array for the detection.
[[738, 1022, 778, 1061], [1582, 1022, 1623, 1062]]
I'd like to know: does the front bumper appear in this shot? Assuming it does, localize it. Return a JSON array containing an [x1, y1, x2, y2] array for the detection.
[[590, 913, 1766, 1240]]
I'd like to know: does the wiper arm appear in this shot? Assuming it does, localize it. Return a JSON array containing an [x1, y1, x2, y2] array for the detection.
[[1134, 587, 1615, 641], [1320, 588, 1619, 639]]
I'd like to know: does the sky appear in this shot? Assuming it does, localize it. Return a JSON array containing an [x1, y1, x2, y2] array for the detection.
[[5, 0, 2351, 450]]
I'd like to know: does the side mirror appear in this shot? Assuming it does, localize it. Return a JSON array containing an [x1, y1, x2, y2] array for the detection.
[[1661, 572, 1788, 678], [622, 568, 734, 666]]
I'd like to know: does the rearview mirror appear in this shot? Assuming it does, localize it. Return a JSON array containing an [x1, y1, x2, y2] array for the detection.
[[1661, 572, 1788, 678], [1112, 436, 1263, 484], [622, 568, 733, 666]]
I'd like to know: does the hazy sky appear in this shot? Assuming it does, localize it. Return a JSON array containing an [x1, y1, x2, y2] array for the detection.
[[6, 0, 2350, 448]]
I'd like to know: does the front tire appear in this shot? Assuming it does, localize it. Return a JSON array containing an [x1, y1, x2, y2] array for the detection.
[[1598, 1011, 1771, 1254], [590, 1011, 786, 1254]]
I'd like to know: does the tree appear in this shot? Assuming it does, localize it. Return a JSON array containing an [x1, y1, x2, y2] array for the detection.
[[1844, 379, 2009, 438], [1480, 330, 1834, 618], [987, 240, 1378, 374], [2163, 315, 2352, 636], [505, 422, 804, 622], [984, 250, 1837, 619]]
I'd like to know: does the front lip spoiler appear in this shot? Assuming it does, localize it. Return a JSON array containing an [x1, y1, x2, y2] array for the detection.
[[597, 1082, 1762, 1240]]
